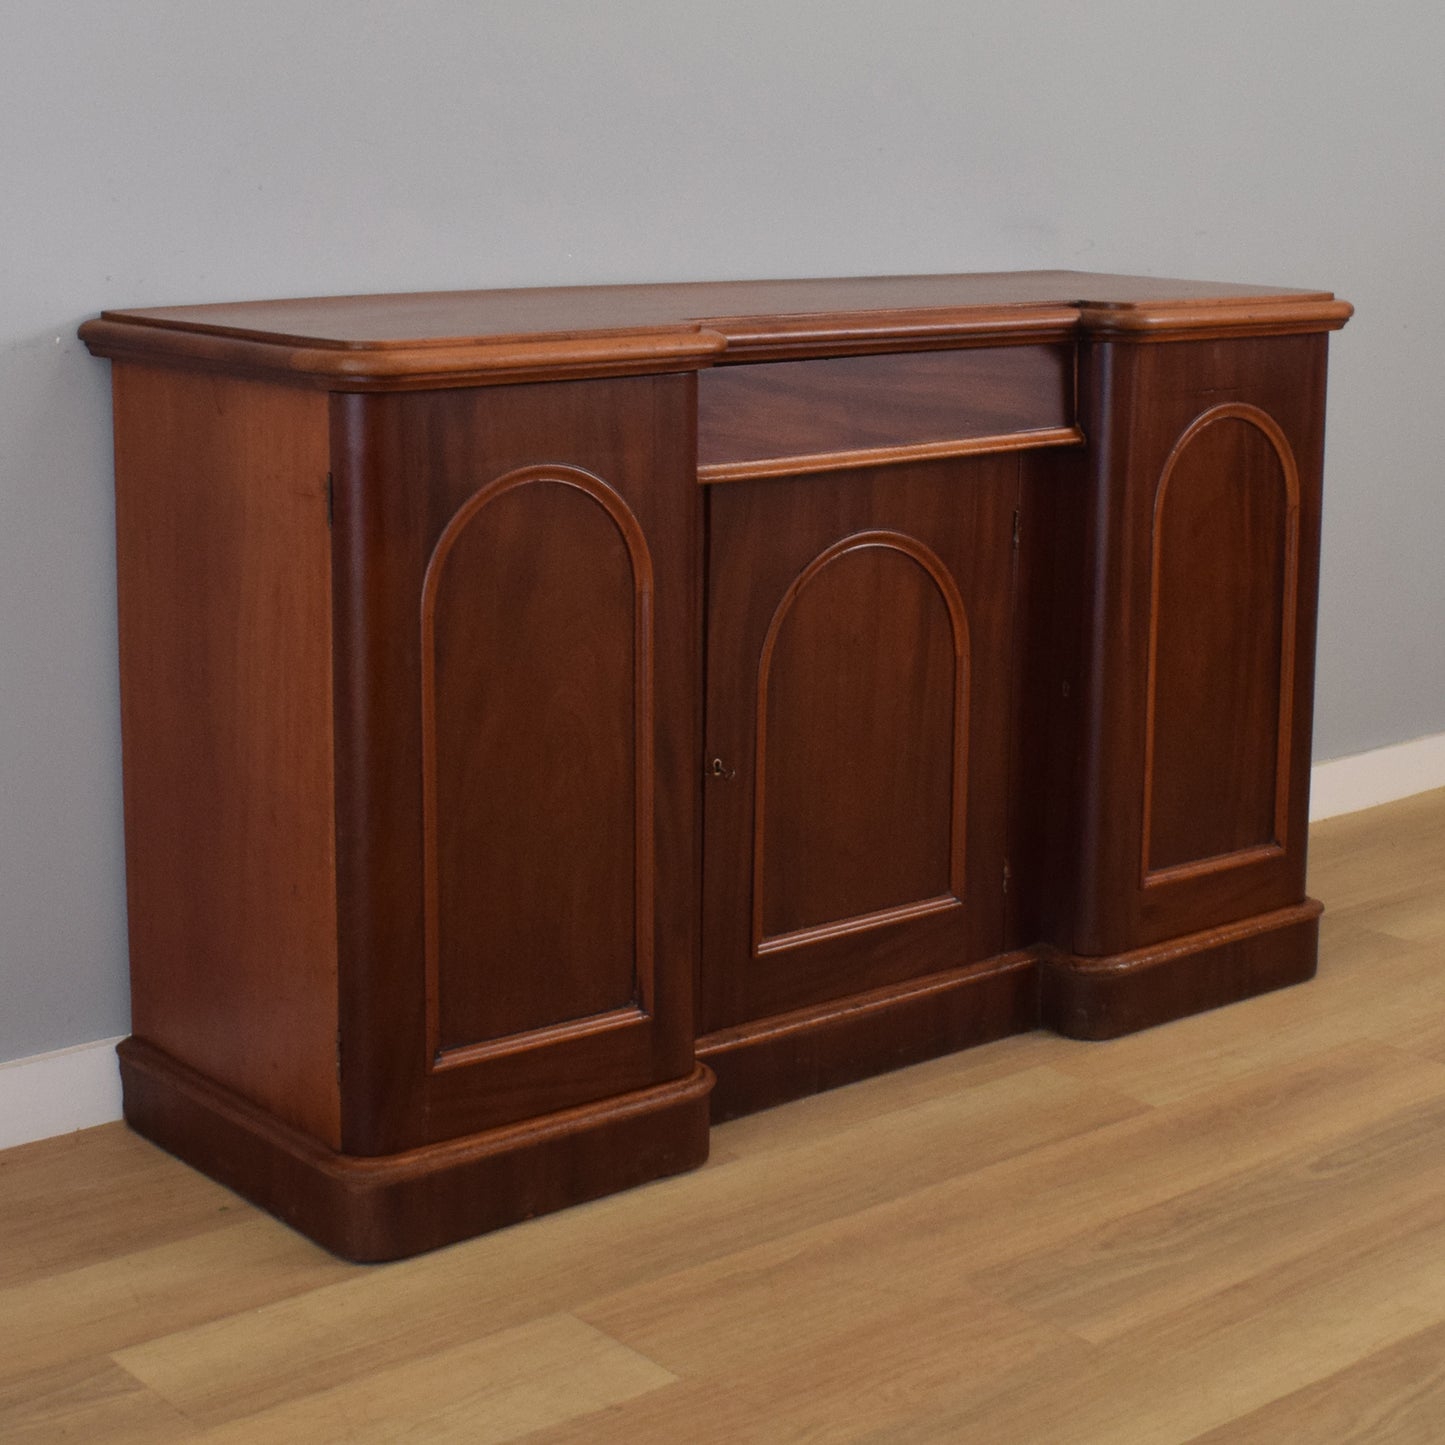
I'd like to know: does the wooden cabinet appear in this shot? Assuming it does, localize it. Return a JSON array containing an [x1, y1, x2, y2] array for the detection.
[[81, 271, 1351, 1259]]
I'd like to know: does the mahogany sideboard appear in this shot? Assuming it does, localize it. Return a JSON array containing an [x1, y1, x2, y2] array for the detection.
[[81, 271, 1352, 1260]]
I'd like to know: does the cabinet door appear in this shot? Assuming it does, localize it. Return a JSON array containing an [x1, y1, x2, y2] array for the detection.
[[331, 375, 700, 1154], [1071, 334, 1327, 955], [701, 457, 1018, 1034]]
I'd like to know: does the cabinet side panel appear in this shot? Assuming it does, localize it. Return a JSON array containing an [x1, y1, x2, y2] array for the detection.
[[113, 366, 340, 1147]]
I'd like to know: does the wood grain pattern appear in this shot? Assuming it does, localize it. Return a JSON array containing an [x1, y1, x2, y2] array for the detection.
[[80, 271, 1350, 385], [1005, 446, 1089, 953], [697, 952, 1038, 1121], [330, 375, 700, 1153], [119, 1037, 712, 1262], [701, 455, 1018, 1034], [92, 271, 1338, 345], [752, 532, 968, 952], [696, 345, 1073, 474], [1189, 1316, 1445, 1443], [1077, 295, 1353, 341], [420, 465, 654, 1063], [0, 1211, 345, 1380], [77, 319, 729, 390], [1142, 405, 1299, 882], [160, 1315, 676, 1443], [111, 366, 341, 1147], [1040, 899, 1321, 1039], [67, 1056, 1142, 1434], [165, 1315, 675, 1443], [1070, 334, 1328, 956], [697, 426, 1084, 483], [0, 1357, 194, 1444]]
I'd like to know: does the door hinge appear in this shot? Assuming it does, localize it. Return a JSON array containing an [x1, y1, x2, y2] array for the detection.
[[1002, 860, 1011, 895], [1011, 507, 1021, 550], [336, 1027, 343, 1084]]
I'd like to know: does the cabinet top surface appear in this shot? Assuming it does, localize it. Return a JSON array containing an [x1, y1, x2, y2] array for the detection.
[[80, 270, 1351, 387]]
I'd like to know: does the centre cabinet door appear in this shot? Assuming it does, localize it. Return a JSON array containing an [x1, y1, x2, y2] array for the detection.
[[700, 456, 1020, 1035]]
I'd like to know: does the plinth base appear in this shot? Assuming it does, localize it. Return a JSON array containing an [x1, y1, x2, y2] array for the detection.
[[1040, 900, 1323, 1040], [118, 899, 1321, 1259], [118, 1038, 714, 1263]]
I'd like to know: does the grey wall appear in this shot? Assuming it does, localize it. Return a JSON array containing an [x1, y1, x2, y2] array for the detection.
[[2, 0, 1440, 1063]]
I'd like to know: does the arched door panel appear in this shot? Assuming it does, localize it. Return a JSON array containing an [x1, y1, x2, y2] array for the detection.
[[700, 456, 1017, 1032]]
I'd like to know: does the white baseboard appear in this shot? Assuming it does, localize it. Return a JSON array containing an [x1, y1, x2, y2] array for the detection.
[[1309, 731, 1445, 822], [3, 732, 1444, 1151], [0, 1036, 124, 1151]]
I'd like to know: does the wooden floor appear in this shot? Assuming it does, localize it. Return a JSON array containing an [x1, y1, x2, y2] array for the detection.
[[5, 790, 1445, 1442]]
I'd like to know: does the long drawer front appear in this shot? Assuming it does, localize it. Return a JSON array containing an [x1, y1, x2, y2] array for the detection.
[[697, 345, 1079, 482]]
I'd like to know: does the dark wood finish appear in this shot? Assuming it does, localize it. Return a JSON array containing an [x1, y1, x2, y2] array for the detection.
[[112, 367, 342, 1147], [1075, 295, 1353, 342], [82, 271, 1350, 1260], [1143, 406, 1297, 879], [698, 953, 1038, 1122], [118, 1037, 712, 1264], [91, 271, 1335, 347], [1040, 900, 1322, 1040], [330, 377, 700, 1154], [1005, 446, 1090, 953], [422, 465, 652, 1056], [699, 428, 1084, 485], [1070, 334, 1328, 955], [697, 346, 1074, 480], [79, 271, 1349, 385], [700, 458, 1017, 1033], [755, 539, 961, 941]]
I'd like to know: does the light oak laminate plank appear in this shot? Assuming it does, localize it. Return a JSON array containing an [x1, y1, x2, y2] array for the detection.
[[577, 1194, 1072, 1379], [562, 1054, 1445, 1439], [0, 1124, 247, 1290], [0, 1218, 352, 1381], [1189, 1315, 1445, 1444], [168, 1315, 675, 1445], [1307, 787, 1445, 918], [1046, 920, 1443, 1106], [708, 1027, 1064, 1163], [796, 1041, 1445, 1281], [109, 1063, 1138, 1426], [542, 1290, 1086, 1444], [0, 1357, 192, 1445], [970, 1080, 1445, 1343], [864, 1191, 1445, 1444]]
